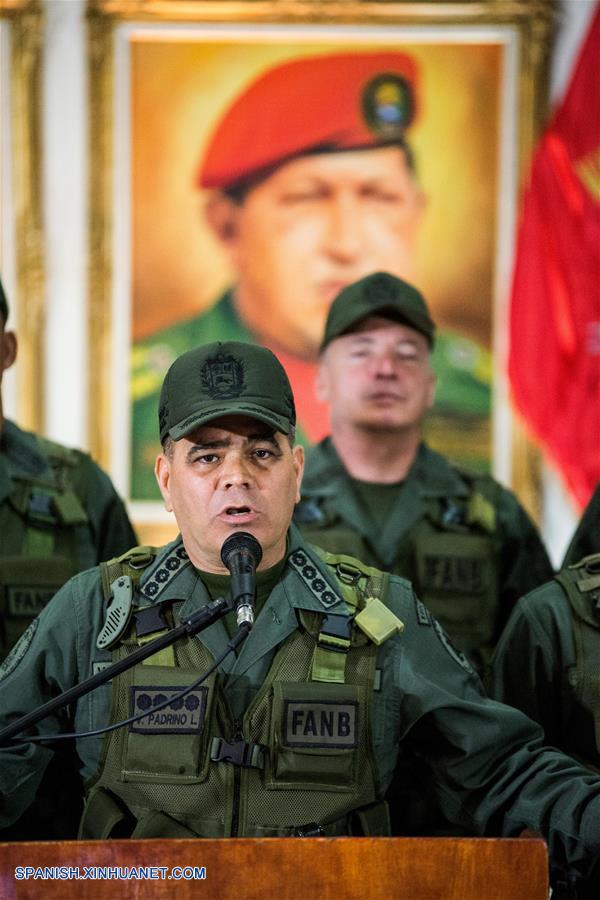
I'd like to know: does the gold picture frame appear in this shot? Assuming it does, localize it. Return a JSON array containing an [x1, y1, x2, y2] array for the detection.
[[0, 0, 44, 432], [87, 0, 556, 542]]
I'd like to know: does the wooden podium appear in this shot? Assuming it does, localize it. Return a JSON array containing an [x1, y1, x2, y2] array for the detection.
[[0, 836, 548, 899]]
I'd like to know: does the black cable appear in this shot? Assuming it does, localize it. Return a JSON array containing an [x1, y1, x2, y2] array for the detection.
[[12, 626, 248, 744]]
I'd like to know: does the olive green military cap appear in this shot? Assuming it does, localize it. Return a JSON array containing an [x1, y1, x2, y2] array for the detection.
[[0, 278, 8, 323], [320, 271, 435, 351], [159, 341, 296, 442]]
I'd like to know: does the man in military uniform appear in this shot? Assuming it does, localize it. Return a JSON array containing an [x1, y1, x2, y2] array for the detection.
[[131, 51, 492, 499], [294, 271, 553, 837], [1, 340, 600, 894], [295, 271, 553, 676], [563, 483, 599, 566], [0, 277, 137, 838], [490, 553, 600, 898]]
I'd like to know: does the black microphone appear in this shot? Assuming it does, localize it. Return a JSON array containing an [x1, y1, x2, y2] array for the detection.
[[220, 532, 263, 630]]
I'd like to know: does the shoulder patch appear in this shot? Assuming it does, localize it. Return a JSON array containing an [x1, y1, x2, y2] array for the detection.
[[0, 619, 39, 681], [414, 597, 432, 626], [432, 620, 476, 675]]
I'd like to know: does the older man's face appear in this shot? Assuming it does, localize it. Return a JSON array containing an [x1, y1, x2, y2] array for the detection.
[[317, 315, 436, 435], [207, 145, 425, 359], [155, 415, 304, 573]]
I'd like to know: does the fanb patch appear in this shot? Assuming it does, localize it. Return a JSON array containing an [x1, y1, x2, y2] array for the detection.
[[283, 700, 358, 748], [0, 619, 38, 681], [130, 686, 208, 734], [422, 554, 485, 595], [6, 586, 53, 618], [201, 352, 245, 399], [362, 73, 414, 139]]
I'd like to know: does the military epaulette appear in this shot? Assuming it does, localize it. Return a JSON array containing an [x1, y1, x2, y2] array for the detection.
[[100, 545, 158, 603], [310, 547, 403, 646]]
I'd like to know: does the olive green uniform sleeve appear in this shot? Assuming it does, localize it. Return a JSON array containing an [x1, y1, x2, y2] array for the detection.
[[488, 583, 574, 746], [563, 483, 600, 566], [0, 569, 108, 827], [380, 580, 600, 872], [68, 451, 137, 563]]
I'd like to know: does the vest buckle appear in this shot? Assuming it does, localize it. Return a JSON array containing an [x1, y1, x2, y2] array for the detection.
[[210, 737, 265, 769]]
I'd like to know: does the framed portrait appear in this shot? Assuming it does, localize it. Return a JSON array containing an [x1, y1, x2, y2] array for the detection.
[[0, 0, 44, 430], [87, 0, 555, 543]]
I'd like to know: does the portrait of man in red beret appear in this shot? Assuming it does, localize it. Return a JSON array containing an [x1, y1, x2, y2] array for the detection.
[[130, 40, 501, 500]]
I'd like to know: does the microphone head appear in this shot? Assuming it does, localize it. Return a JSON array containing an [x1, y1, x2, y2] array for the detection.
[[220, 532, 263, 570]]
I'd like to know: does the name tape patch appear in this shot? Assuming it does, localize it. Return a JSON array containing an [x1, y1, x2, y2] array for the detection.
[[7, 586, 54, 618], [422, 554, 485, 594], [283, 700, 358, 749], [130, 686, 208, 734]]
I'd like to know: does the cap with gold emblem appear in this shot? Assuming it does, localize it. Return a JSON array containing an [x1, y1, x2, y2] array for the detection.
[[158, 341, 296, 442], [320, 272, 435, 351], [198, 51, 419, 191]]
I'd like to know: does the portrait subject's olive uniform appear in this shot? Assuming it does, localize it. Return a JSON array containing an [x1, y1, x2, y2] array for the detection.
[[1, 528, 600, 879], [296, 438, 553, 676]]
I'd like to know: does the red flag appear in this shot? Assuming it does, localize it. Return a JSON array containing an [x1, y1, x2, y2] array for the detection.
[[509, 7, 600, 509]]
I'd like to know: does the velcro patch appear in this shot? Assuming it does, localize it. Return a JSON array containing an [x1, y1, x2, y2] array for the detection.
[[422, 554, 484, 594], [130, 686, 208, 734], [6, 586, 53, 618], [283, 700, 358, 748], [0, 619, 38, 681]]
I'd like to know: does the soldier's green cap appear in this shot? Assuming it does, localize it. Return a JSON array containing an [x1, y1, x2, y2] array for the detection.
[[158, 341, 296, 443], [320, 271, 435, 351], [0, 278, 8, 324]]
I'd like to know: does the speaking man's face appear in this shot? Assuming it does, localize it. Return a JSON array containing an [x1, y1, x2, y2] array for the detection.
[[206, 145, 425, 359], [155, 415, 304, 573]]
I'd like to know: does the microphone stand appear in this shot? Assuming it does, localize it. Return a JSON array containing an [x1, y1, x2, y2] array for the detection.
[[0, 595, 242, 746]]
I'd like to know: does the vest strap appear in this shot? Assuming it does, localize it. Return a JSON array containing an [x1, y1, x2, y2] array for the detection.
[[312, 612, 352, 684]]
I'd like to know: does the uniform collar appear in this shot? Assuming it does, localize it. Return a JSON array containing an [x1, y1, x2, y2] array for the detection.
[[136, 528, 348, 680], [301, 439, 472, 567]]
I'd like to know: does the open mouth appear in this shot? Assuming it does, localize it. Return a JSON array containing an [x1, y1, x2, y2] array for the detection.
[[224, 505, 253, 517]]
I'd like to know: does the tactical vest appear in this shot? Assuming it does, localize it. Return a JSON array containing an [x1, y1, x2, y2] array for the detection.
[[297, 476, 498, 675], [0, 437, 93, 659], [79, 547, 402, 840], [555, 553, 600, 769]]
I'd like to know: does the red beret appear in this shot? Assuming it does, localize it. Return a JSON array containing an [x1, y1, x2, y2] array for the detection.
[[198, 51, 419, 190]]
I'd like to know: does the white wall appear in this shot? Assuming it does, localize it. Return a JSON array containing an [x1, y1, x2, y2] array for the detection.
[[36, 0, 598, 560]]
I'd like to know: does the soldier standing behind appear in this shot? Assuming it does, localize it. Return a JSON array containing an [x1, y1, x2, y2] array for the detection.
[[294, 271, 554, 836], [295, 271, 553, 676], [0, 277, 137, 838], [490, 551, 600, 898]]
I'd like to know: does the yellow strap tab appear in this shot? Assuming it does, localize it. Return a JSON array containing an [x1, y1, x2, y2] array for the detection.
[[138, 631, 176, 667], [311, 646, 346, 683], [355, 597, 404, 646]]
